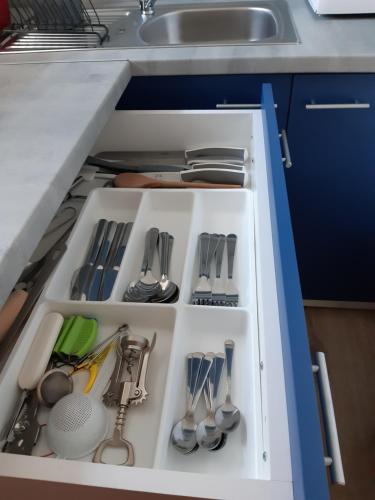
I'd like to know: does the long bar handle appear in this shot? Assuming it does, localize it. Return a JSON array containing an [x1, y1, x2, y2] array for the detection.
[[279, 129, 292, 168], [313, 352, 345, 485], [306, 102, 370, 110], [216, 103, 278, 109]]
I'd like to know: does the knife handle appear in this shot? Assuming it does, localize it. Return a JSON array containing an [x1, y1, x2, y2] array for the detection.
[[86, 219, 108, 266], [113, 222, 133, 268], [107, 223, 125, 268], [95, 221, 117, 267]]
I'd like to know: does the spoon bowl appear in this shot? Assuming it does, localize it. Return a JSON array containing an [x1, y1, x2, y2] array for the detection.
[[215, 402, 241, 432], [170, 416, 198, 454]]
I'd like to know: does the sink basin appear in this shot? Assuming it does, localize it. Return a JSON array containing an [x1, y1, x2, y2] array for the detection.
[[106, 1, 299, 48], [139, 1, 298, 46]]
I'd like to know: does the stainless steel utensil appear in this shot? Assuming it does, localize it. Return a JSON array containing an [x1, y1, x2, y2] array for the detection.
[[71, 219, 108, 300], [224, 234, 239, 307], [36, 368, 73, 407], [215, 340, 241, 432], [196, 353, 225, 449], [211, 234, 226, 306], [87, 220, 117, 301], [124, 227, 161, 302], [171, 353, 213, 454], [191, 233, 219, 305], [100, 222, 133, 301], [151, 232, 179, 303]]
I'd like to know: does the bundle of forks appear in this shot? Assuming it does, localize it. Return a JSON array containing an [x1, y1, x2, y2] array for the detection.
[[191, 232, 239, 307]]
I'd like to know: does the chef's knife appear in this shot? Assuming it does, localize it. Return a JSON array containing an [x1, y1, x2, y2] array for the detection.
[[71, 219, 107, 300], [85, 155, 188, 173], [100, 222, 133, 301], [87, 221, 117, 301]]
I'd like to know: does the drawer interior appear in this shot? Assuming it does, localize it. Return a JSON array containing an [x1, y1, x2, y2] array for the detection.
[[0, 110, 291, 498]]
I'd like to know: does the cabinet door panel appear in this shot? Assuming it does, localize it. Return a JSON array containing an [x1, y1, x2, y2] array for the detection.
[[117, 75, 292, 128], [286, 74, 375, 301]]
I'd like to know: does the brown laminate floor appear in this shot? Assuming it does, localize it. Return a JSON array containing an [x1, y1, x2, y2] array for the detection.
[[305, 307, 375, 500]]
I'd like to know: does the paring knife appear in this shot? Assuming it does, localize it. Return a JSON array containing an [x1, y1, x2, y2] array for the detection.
[[71, 219, 107, 301], [100, 222, 133, 301], [87, 221, 117, 301]]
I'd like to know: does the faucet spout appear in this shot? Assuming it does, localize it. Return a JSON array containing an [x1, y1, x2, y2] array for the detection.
[[140, 0, 156, 15]]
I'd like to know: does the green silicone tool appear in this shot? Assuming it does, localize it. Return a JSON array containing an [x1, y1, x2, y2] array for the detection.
[[53, 315, 98, 359]]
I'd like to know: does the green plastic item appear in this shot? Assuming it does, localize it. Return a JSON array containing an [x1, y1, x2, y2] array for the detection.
[[53, 315, 98, 359]]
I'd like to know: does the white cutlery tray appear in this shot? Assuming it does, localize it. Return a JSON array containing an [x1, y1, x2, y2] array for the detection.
[[0, 110, 292, 500]]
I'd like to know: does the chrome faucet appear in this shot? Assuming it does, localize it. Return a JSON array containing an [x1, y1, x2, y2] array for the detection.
[[140, 0, 156, 15]]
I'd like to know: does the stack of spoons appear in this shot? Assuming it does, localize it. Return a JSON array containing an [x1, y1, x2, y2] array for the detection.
[[171, 339, 240, 454]]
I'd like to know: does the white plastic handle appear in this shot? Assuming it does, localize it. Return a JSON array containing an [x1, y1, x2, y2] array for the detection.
[[18, 312, 64, 390], [313, 352, 345, 485]]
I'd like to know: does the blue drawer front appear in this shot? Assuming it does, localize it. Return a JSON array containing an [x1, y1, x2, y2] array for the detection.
[[116, 75, 292, 128], [261, 84, 328, 500]]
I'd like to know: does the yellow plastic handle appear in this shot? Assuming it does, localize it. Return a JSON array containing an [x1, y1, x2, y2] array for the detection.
[[83, 364, 98, 394]]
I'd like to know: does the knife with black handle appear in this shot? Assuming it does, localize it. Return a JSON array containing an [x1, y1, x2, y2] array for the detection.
[[71, 219, 108, 301], [100, 222, 133, 301], [97, 222, 125, 300], [87, 221, 117, 301]]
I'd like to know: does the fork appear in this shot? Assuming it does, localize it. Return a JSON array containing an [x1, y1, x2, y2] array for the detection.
[[191, 233, 218, 305], [211, 234, 226, 306], [225, 234, 239, 307]]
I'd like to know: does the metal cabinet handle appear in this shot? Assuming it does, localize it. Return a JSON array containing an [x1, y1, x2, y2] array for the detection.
[[312, 352, 345, 485], [216, 103, 278, 109], [306, 101, 370, 110], [279, 129, 292, 168]]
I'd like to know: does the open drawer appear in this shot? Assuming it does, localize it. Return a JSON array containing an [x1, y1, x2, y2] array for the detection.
[[0, 85, 329, 500]]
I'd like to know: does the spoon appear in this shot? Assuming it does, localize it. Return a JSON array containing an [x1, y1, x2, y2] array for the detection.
[[196, 353, 225, 449], [171, 353, 213, 454], [215, 340, 241, 433], [151, 233, 179, 303], [114, 173, 240, 189]]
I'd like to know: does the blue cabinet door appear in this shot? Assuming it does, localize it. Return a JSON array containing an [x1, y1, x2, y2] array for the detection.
[[286, 74, 375, 301], [116, 75, 292, 128], [262, 84, 329, 500]]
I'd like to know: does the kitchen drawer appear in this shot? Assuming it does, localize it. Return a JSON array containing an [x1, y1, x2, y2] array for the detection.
[[0, 86, 328, 500]]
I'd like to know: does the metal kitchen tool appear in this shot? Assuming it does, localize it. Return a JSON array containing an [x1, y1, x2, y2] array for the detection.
[[95, 332, 157, 465], [87, 220, 117, 301], [71, 219, 108, 300], [224, 234, 239, 307], [211, 234, 226, 306], [197, 353, 225, 450], [215, 340, 241, 432], [124, 227, 161, 302], [171, 352, 214, 454], [191, 233, 219, 305], [100, 222, 133, 301], [151, 232, 179, 303], [96, 222, 125, 299], [36, 368, 73, 407], [86, 155, 188, 173]]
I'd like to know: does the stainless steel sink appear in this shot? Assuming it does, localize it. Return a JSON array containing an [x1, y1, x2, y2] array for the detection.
[[107, 1, 299, 48]]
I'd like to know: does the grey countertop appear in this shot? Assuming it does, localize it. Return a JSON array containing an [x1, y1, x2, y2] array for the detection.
[[0, 0, 375, 74], [0, 60, 131, 305]]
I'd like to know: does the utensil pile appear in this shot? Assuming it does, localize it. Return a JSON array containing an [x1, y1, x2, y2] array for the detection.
[[171, 340, 240, 454], [191, 233, 239, 306], [71, 219, 133, 301], [123, 227, 179, 303]]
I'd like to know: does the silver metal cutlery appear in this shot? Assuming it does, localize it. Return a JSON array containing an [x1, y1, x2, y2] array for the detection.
[[191, 233, 239, 307]]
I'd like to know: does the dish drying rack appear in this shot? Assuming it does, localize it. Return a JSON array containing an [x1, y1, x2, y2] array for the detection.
[[1, 0, 109, 52]]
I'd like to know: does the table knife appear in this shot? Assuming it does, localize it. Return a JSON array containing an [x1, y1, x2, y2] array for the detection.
[[100, 222, 133, 301]]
